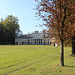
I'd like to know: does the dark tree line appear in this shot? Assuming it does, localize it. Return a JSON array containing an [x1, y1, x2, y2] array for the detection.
[[0, 15, 20, 45]]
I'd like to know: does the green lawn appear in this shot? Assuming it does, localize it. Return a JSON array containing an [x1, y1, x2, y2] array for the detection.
[[0, 45, 75, 75]]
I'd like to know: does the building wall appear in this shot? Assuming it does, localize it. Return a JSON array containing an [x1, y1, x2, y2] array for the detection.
[[15, 31, 59, 46], [15, 31, 50, 45]]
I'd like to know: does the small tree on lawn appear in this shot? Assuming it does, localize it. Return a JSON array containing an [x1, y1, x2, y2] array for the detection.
[[35, 0, 75, 66]]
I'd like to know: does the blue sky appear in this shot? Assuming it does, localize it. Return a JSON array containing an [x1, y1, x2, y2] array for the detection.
[[0, 0, 44, 34]]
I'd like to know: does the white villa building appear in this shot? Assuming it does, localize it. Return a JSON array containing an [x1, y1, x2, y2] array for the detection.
[[15, 31, 59, 46]]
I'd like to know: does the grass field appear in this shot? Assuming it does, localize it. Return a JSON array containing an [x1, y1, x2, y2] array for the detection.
[[0, 45, 75, 75]]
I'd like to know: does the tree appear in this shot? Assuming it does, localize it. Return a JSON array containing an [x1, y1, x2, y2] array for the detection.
[[35, 0, 75, 66], [72, 32, 75, 54], [0, 15, 20, 44], [0, 23, 6, 44]]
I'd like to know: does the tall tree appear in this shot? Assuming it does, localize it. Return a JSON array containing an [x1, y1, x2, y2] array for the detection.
[[0, 15, 20, 44], [4, 15, 20, 44], [35, 0, 75, 66]]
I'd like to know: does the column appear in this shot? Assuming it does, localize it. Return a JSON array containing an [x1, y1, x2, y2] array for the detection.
[[38, 39, 39, 45], [18, 41, 19, 45], [41, 39, 42, 45], [36, 39, 37, 45], [37, 39, 38, 45], [21, 41, 22, 45]]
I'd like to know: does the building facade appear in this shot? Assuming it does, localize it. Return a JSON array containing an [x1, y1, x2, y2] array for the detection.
[[15, 31, 50, 45], [15, 31, 59, 46]]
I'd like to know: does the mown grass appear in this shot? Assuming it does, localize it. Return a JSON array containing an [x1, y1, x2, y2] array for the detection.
[[0, 45, 75, 75]]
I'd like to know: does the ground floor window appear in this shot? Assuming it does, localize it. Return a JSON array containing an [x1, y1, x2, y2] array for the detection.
[[22, 42, 24, 45]]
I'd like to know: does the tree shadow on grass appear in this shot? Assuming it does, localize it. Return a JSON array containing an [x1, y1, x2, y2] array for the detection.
[[64, 65, 75, 68], [70, 54, 75, 57]]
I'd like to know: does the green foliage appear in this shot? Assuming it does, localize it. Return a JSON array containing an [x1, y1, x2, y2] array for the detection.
[[0, 15, 20, 44], [0, 45, 74, 75]]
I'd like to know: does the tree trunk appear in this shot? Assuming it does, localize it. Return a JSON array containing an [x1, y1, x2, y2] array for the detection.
[[60, 39, 64, 66], [72, 36, 75, 54]]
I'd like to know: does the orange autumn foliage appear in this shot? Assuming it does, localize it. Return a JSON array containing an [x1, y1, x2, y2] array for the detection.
[[35, 0, 75, 40]]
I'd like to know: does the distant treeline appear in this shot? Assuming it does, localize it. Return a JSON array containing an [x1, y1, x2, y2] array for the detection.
[[0, 15, 20, 45]]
